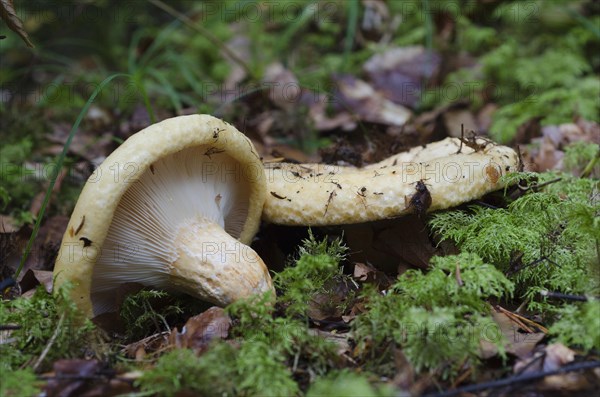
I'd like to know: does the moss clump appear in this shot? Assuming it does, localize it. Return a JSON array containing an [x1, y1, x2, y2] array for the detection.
[[429, 171, 599, 310], [227, 293, 338, 389], [138, 291, 338, 396], [563, 141, 600, 178], [0, 368, 41, 397], [0, 285, 96, 372], [550, 300, 600, 351], [119, 289, 183, 341], [274, 230, 351, 317], [353, 253, 512, 378], [138, 233, 352, 396], [306, 369, 395, 397], [138, 346, 237, 397], [0, 137, 37, 224]]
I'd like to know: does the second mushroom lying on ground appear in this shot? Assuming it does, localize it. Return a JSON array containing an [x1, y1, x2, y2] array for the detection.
[[263, 137, 520, 225], [54, 115, 273, 318]]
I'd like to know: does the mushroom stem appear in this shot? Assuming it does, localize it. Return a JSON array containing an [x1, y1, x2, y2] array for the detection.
[[170, 217, 273, 305]]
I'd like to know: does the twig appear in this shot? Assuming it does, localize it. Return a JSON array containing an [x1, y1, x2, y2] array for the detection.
[[495, 306, 534, 333], [422, 360, 600, 397], [517, 177, 562, 192], [540, 290, 593, 302], [497, 305, 549, 334], [33, 312, 65, 371], [0, 324, 22, 331]]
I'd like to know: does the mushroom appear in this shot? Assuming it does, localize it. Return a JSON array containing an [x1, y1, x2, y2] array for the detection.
[[263, 137, 519, 225], [53, 115, 273, 317]]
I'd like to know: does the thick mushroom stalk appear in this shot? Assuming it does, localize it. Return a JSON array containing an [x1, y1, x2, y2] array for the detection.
[[263, 137, 520, 225], [54, 115, 273, 318], [170, 218, 271, 304]]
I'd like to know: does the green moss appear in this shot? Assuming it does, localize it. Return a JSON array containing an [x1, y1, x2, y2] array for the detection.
[[550, 300, 600, 351], [429, 172, 599, 307], [137, 346, 237, 397], [227, 292, 337, 377], [139, 290, 338, 396], [563, 141, 600, 178], [0, 368, 42, 397], [274, 230, 351, 317], [0, 285, 96, 372], [306, 369, 395, 397], [119, 289, 183, 341], [489, 77, 600, 142], [353, 252, 512, 378]]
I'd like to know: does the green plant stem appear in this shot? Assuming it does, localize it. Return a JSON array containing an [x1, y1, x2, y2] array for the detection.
[[580, 150, 599, 178], [15, 73, 129, 280], [343, 0, 359, 69], [133, 72, 157, 123], [147, 0, 254, 80]]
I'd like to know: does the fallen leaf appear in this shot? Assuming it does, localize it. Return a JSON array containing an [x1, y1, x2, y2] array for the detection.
[[0, 0, 34, 47], [21, 215, 69, 276], [333, 74, 412, 127], [542, 343, 575, 372], [307, 276, 357, 322], [169, 307, 231, 354], [263, 63, 301, 112], [19, 269, 53, 294], [45, 359, 100, 397], [353, 262, 374, 281], [363, 46, 440, 108], [479, 310, 546, 360]]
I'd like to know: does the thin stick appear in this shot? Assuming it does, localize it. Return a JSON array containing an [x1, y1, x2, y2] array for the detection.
[[496, 305, 548, 334], [495, 306, 534, 333], [33, 312, 65, 371], [540, 290, 592, 302], [423, 360, 600, 397]]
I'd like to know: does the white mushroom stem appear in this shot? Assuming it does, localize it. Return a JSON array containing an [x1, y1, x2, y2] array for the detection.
[[170, 218, 271, 304], [263, 137, 519, 226]]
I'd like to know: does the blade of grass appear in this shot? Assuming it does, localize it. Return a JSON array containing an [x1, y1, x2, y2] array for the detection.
[[343, 0, 359, 70], [276, 3, 318, 58], [146, 69, 183, 114], [132, 71, 157, 124], [15, 73, 129, 280]]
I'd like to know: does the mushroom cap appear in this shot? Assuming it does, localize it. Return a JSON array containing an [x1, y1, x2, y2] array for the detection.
[[263, 137, 519, 225], [53, 115, 270, 317]]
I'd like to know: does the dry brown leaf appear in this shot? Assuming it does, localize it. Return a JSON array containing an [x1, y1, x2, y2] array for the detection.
[[353, 262, 374, 281], [333, 75, 412, 127], [262, 63, 301, 112], [479, 310, 546, 360], [363, 46, 440, 108], [169, 307, 231, 354], [44, 359, 100, 397], [19, 269, 53, 294], [0, 0, 34, 47]]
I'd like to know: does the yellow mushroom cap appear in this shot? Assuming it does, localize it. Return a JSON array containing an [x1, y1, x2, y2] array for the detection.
[[263, 137, 519, 225], [53, 115, 273, 317]]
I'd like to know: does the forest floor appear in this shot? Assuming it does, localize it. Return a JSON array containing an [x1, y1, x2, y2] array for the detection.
[[1, 1, 599, 396]]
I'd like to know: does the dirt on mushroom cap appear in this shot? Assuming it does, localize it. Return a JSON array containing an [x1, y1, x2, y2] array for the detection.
[[263, 138, 519, 226]]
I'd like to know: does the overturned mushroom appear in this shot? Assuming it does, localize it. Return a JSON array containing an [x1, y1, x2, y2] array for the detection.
[[263, 137, 519, 225], [53, 115, 273, 317]]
